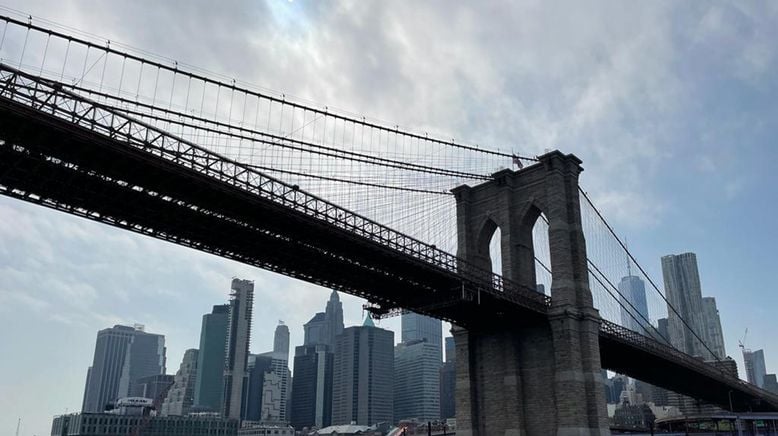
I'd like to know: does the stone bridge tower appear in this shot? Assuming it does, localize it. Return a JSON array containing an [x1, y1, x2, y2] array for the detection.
[[451, 151, 610, 435]]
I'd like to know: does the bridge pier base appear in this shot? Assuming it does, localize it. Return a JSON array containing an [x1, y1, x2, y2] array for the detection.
[[454, 309, 610, 436]]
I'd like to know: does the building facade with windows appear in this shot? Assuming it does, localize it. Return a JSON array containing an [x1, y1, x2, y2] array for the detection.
[[194, 304, 230, 412], [331, 316, 394, 426], [223, 279, 254, 420], [51, 412, 238, 436], [82, 324, 166, 413]]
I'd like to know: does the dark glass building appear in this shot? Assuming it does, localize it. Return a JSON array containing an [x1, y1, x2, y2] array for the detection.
[[194, 304, 229, 412], [242, 354, 273, 421], [290, 344, 333, 430], [331, 316, 394, 426], [439, 337, 456, 420]]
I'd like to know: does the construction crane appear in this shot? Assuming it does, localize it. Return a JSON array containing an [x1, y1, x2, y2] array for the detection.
[[739, 328, 749, 352], [15, 418, 20, 436]]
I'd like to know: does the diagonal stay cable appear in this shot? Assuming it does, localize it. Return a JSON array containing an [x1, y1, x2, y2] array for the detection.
[[578, 187, 722, 362], [535, 214, 674, 347]]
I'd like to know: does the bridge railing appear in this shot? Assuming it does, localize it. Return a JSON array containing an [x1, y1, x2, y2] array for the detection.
[[0, 63, 552, 314], [600, 320, 778, 405]]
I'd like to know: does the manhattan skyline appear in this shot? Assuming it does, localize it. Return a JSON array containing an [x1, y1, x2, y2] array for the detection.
[[1, 1, 778, 435]]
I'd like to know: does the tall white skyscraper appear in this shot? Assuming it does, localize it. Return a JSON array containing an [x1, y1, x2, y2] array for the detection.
[[223, 278, 254, 420]]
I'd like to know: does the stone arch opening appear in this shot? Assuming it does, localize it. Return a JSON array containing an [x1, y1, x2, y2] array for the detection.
[[531, 211, 552, 296], [488, 226, 503, 276], [475, 217, 504, 277]]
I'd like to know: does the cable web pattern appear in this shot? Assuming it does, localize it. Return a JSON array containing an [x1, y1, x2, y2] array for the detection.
[[0, 11, 534, 256], [0, 9, 728, 364]]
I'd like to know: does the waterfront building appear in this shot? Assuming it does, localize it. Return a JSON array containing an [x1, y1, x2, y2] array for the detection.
[[238, 423, 295, 435], [51, 411, 238, 436]]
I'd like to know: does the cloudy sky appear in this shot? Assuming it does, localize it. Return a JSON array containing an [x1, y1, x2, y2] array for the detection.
[[1, 1, 778, 434]]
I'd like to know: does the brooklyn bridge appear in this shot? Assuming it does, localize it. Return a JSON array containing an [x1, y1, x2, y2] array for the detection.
[[0, 13, 776, 435]]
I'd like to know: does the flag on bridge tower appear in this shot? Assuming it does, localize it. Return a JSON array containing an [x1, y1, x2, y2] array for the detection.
[[512, 154, 524, 169]]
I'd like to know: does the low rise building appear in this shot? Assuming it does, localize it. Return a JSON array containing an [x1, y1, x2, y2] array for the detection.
[[238, 422, 295, 435], [51, 411, 238, 436]]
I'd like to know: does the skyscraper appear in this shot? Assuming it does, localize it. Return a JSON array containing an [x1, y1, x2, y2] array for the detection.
[[223, 279, 254, 420], [439, 337, 456, 420], [303, 291, 345, 348], [401, 312, 443, 362], [194, 304, 229, 412], [292, 291, 344, 429], [304, 312, 327, 346], [744, 349, 767, 388], [82, 324, 166, 412], [324, 290, 344, 347], [656, 318, 670, 345], [161, 348, 199, 416], [242, 354, 274, 421], [251, 322, 292, 423], [331, 316, 394, 426], [274, 322, 290, 360], [291, 344, 334, 430], [618, 275, 650, 335], [661, 253, 710, 358], [394, 312, 443, 422], [701, 297, 726, 360], [255, 352, 291, 423]]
